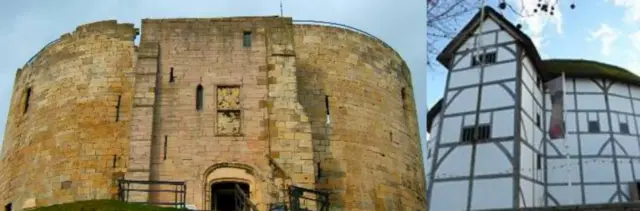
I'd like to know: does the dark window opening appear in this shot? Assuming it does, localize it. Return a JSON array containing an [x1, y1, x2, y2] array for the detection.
[[317, 162, 322, 179], [325, 95, 330, 115], [588, 121, 600, 133], [536, 114, 541, 127], [243, 31, 252, 47], [4, 203, 11, 211], [164, 135, 168, 160], [24, 87, 32, 114], [211, 182, 250, 211], [536, 77, 542, 89], [471, 52, 497, 66], [536, 154, 542, 169], [461, 124, 492, 143], [196, 85, 204, 111], [112, 154, 117, 168], [115, 95, 121, 122], [401, 87, 408, 110], [621, 123, 630, 134], [169, 67, 175, 83]]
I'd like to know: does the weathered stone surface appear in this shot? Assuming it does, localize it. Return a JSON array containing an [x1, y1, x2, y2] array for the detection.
[[0, 17, 425, 211]]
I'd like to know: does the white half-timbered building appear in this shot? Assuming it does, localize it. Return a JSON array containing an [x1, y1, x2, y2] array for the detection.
[[426, 6, 640, 211]]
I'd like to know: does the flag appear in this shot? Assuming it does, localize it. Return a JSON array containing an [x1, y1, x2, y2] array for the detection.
[[547, 74, 565, 139]]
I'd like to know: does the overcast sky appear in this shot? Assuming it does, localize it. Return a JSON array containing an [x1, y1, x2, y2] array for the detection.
[[0, 0, 427, 156]]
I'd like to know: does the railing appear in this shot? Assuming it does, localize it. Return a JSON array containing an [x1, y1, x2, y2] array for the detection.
[[23, 38, 61, 67], [292, 20, 392, 50], [234, 184, 259, 211], [288, 186, 330, 211], [117, 179, 187, 209]]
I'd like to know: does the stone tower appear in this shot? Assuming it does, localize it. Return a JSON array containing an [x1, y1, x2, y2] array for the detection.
[[0, 17, 425, 211]]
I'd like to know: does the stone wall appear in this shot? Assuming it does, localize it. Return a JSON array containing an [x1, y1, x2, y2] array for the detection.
[[0, 17, 425, 211], [294, 24, 427, 211], [0, 20, 137, 210]]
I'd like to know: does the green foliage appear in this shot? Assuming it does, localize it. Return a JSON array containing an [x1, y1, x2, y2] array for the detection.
[[31, 200, 185, 211]]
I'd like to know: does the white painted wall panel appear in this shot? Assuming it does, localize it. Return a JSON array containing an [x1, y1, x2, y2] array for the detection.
[[548, 186, 582, 205], [471, 178, 513, 210], [430, 181, 469, 211], [584, 185, 617, 204], [630, 85, 640, 99], [547, 158, 580, 184], [480, 84, 515, 109], [580, 134, 611, 155], [599, 112, 609, 132], [483, 62, 516, 82], [493, 109, 515, 137], [496, 46, 515, 61], [610, 83, 629, 97], [576, 95, 606, 110], [520, 144, 535, 178], [614, 135, 639, 156], [497, 31, 514, 43], [449, 70, 480, 88], [575, 79, 603, 93], [440, 116, 462, 144], [475, 142, 513, 176], [459, 34, 495, 52], [618, 158, 635, 183], [582, 158, 616, 182], [435, 146, 472, 178], [609, 95, 631, 112], [445, 88, 478, 115]]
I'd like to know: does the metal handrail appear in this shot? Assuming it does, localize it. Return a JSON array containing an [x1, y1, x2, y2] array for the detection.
[[292, 20, 393, 49], [23, 38, 61, 67]]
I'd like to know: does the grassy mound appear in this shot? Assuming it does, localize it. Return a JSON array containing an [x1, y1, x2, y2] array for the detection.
[[31, 200, 184, 211]]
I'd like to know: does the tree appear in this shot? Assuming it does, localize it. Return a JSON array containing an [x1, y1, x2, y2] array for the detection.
[[427, 0, 577, 71]]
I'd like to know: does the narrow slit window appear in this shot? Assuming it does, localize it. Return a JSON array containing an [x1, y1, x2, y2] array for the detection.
[[325, 95, 331, 125], [164, 135, 168, 160], [620, 123, 630, 134], [316, 162, 322, 179], [196, 85, 204, 111], [115, 95, 121, 122], [536, 114, 541, 128], [243, 31, 252, 47], [536, 154, 542, 169], [4, 203, 11, 211], [401, 87, 407, 110], [24, 87, 32, 114], [169, 67, 175, 83], [588, 121, 600, 133]]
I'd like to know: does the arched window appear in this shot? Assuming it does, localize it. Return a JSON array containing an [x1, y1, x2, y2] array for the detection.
[[196, 84, 204, 111]]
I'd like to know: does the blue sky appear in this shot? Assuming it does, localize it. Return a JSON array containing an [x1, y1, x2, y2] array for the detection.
[[0, 1, 427, 149], [427, 0, 640, 130]]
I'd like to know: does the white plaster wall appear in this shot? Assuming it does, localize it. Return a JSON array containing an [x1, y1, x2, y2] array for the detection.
[[493, 109, 515, 138], [480, 84, 515, 109], [449, 69, 480, 88], [548, 185, 582, 205], [471, 178, 513, 210], [475, 141, 513, 176], [520, 180, 544, 208], [445, 87, 478, 115], [483, 62, 516, 82], [434, 145, 472, 178], [430, 180, 469, 211]]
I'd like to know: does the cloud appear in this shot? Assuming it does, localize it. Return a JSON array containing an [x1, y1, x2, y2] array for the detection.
[[621, 31, 640, 75], [587, 24, 620, 56], [508, 0, 564, 58], [607, 0, 640, 23]]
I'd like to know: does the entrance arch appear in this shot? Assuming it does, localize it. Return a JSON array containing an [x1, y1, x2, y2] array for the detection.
[[203, 163, 257, 211]]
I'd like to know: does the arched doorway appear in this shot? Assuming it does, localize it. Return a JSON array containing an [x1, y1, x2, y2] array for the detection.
[[210, 182, 250, 211]]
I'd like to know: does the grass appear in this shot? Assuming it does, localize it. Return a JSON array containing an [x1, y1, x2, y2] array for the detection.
[[30, 200, 185, 211]]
